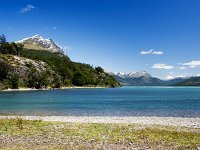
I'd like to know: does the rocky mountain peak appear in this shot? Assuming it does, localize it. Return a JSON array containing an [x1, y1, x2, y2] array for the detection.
[[111, 71, 152, 78], [16, 34, 64, 54]]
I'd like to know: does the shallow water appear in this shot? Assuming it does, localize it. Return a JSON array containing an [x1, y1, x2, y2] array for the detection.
[[0, 86, 200, 117]]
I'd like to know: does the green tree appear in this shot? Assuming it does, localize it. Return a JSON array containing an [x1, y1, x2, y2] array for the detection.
[[27, 64, 39, 88], [38, 70, 52, 88], [0, 62, 9, 79], [0, 82, 5, 91], [0, 34, 24, 55], [9, 73, 19, 89], [95, 66, 104, 74], [52, 73, 62, 88], [72, 71, 87, 86], [64, 78, 71, 86], [0, 34, 6, 43], [0, 34, 6, 54], [17, 43, 24, 56]]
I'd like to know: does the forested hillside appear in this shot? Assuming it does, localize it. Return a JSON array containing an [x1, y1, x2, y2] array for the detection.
[[0, 34, 119, 90]]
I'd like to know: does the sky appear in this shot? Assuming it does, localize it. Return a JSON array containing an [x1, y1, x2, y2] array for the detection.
[[1, 0, 200, 79]]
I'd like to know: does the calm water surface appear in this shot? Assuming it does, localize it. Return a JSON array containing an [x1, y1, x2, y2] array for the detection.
[[0, 86, 200, 117]]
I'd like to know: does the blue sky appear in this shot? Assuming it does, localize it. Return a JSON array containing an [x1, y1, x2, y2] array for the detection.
[[1, 0, 200, 79]]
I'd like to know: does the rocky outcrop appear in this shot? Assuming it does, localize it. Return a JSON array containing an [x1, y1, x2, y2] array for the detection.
[[0, 55, 52, 78]]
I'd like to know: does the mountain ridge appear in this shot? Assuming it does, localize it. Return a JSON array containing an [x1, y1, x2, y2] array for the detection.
[[175, 76, 200, 86], [111, 71, 200, 86], [16, 35, 64, 54], [110, 71, 151, 78], [110, 71, 163, 86]]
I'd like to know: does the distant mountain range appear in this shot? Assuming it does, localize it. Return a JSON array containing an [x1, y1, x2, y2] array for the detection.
[[16, 35, 64, 54], [110, 71, 200, 86], [110, 71, 163, 86], [175, 76, 200, 86]]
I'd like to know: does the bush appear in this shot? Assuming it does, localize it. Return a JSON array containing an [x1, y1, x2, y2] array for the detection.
[[16, 118, 23, 130]]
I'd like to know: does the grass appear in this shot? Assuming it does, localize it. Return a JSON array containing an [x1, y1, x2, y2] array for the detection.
[[0, 118, 199, 149]]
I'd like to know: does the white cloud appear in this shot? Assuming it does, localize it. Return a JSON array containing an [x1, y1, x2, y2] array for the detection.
[[152, 63, 174, 69], [140, 49, 153, 55], [178, 66, 187, 70], [182, 60, 200, 68], [53, 26, 57, 30], [140, 49, 164, 55], [20, 5, 35, 14], [152, 51, 163, 55]]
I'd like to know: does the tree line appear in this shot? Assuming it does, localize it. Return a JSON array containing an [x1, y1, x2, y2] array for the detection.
[[0, 34, 24, 55]]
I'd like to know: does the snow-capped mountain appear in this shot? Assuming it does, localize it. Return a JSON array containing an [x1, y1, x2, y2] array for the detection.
[[110, 70, 200, 86], [111, 71, 152, 78], [163, 74, 200, 80], [163, 75, 188, 80], [16, 35, 64, 53], [110, 71, 163, 86]]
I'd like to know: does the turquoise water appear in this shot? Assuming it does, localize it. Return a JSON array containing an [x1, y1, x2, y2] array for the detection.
[[0, 86, 200, 117]]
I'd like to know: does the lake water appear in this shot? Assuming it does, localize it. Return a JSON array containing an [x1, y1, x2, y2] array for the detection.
[[0, 86, 200, 117]]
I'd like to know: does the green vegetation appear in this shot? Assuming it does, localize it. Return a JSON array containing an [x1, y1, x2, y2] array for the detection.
[[21, 49, 119, 87], [0, 118, 199, 149], [0, 34, 24, 56], [0, 34, 119, 90]]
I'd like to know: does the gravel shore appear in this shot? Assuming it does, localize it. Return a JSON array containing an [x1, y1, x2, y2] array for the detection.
[[0, 116, 199, 128], [2, 86, 106, 92]]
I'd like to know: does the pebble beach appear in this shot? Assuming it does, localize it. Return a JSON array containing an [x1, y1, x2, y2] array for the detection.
[[0, 116, 200, 128]]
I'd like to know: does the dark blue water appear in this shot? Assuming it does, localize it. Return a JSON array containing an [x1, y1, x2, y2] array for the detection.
[[0, 86, 200, 117]]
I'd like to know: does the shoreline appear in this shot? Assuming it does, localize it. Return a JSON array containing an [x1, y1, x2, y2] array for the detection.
[[1, 86, 108, 92], [0, 116, 200, 128], [2, 86, 200, 92]]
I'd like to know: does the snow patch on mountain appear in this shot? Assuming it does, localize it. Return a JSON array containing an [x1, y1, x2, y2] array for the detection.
[[110, 71, 152, 78], [162, 74, 200, 80], [16, 34, 64, 53]]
